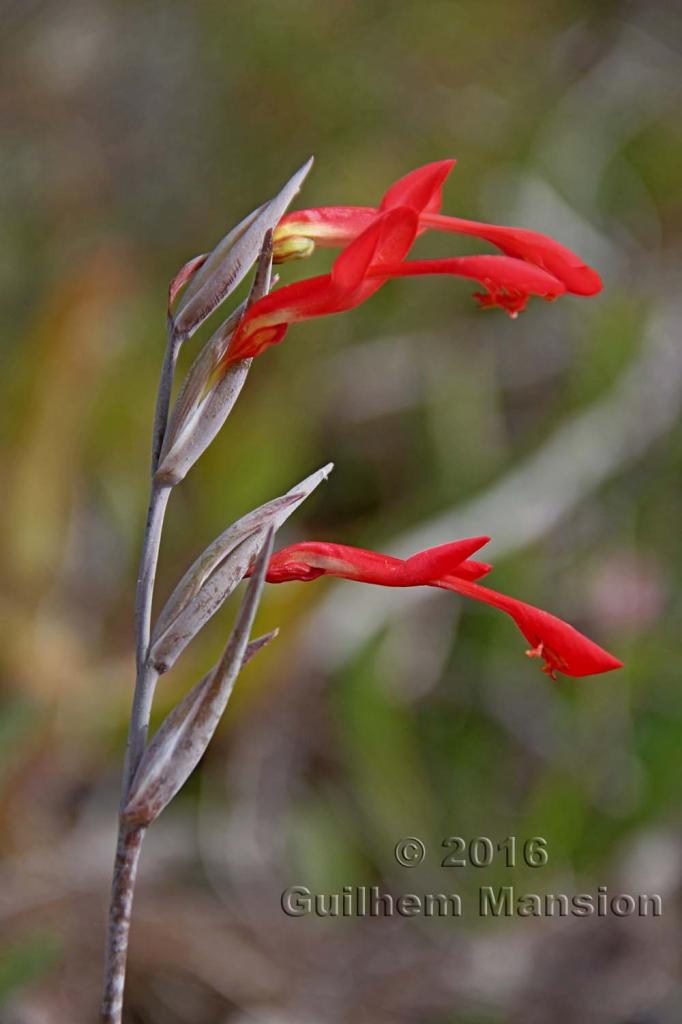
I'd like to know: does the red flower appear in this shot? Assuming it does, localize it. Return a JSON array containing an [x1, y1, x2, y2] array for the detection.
[[274, 159, 602, 299], [223, 158, 602, 365], [259, 539, 622, 680], [226, 206, 565, 367]]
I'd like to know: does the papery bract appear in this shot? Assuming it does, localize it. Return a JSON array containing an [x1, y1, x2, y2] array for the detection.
[[172, 158, 313, 338], [123, 532, 275, 828], [149, 464, 333, 672]]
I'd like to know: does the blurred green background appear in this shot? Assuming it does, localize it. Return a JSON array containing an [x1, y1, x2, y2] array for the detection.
[[1, 1, 681, 1021]]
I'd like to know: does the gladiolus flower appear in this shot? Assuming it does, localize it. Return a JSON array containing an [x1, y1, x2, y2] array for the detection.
[[218, 157, 602, 368], [259, 539, 623, 680], [225, 201, 565, 369], [274, 159, 602, 299], [226, 166, 466, 366]]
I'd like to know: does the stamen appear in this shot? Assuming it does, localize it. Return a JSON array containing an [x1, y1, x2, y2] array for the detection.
[[473, 285, 529, 318], [525, 640, 564, 681]]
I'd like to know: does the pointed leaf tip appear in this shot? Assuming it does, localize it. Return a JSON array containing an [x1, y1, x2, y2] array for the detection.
[[287, 156, 314, 193], [242, 628, 279, 668]]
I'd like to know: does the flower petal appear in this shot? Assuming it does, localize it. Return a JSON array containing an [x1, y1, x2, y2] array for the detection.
[[273, 159, 601, 299], [372, 254, 566, 316], [379, 158, 456, 215], [455, 559, 493, 581], [434, 576, 623, 678], [331, 207, 418, 287], [421, 213, 602, 296], [402, 537, 490, 583]]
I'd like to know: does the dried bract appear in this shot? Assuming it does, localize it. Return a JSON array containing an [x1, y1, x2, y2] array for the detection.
[[123, 533, 275, 827], [172, 158, 313, 339], [156, 234, 276, 487], [149, 464, 332, 673]]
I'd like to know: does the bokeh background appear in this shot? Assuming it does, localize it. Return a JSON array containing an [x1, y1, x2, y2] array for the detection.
[[2, 1, 682, 1021]]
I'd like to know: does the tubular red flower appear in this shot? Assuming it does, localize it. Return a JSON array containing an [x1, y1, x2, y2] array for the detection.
[[274, 159, 602, 299], [261, 539, 623, 680], [223, 158, 599, 369], [224, 206, 419, 364]]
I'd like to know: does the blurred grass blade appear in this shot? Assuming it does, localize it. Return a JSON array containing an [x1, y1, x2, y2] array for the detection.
[[149, 463, 333, 673], [173, 157, 313, 338], [123, 532, 276, 827]]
